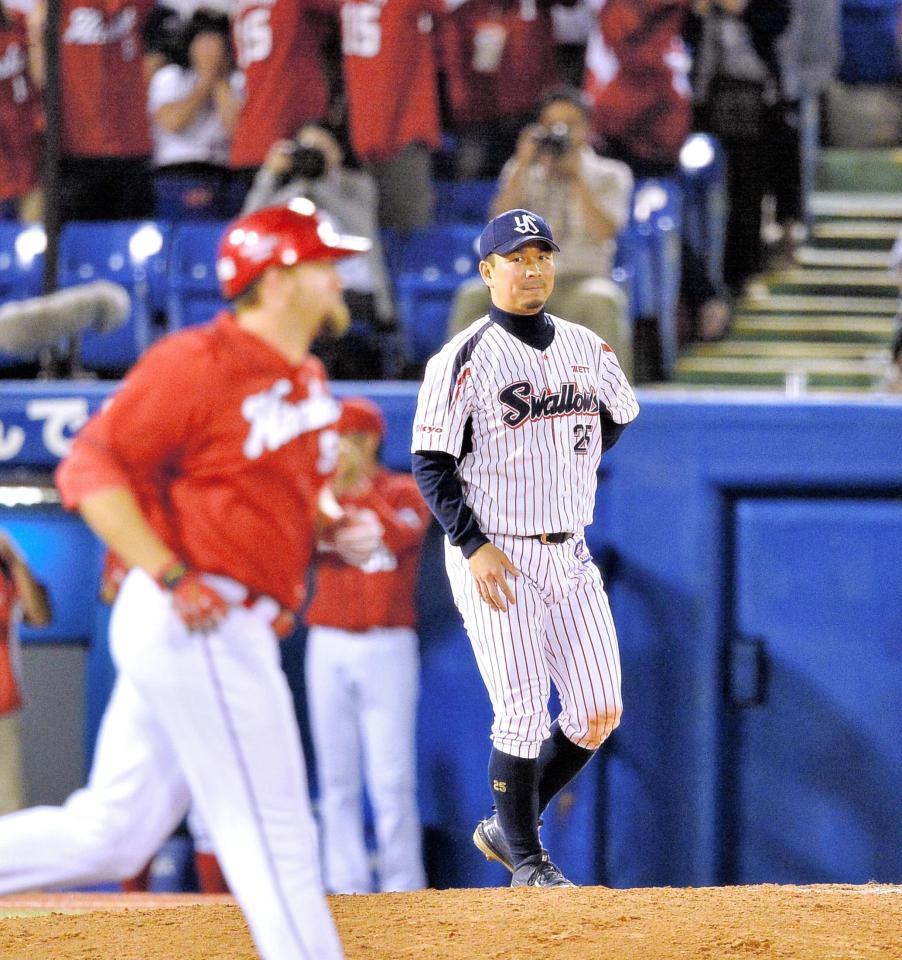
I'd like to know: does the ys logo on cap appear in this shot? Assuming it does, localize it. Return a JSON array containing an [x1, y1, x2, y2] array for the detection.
[[513, 214, 540, 235]]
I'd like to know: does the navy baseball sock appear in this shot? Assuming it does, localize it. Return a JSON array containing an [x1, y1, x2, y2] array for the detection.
[[488, 748, 541, 867], [537, 721, 596, 813]]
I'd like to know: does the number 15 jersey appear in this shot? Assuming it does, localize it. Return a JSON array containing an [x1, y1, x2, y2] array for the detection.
[[412, 314, 639, 537]]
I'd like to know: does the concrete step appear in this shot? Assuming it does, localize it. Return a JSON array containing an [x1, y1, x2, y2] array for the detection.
[[737, 293, 898, 316], [644, 381, 873, 395], [764, 268, 897, 297], [686, 340, 884, 360], [816, 149, 902, 193], [793, 247, 892, 269], [675, 355, 886, 389], [731, 314, 896, 343], [810, 220, 900, 251], [811, 192, 902, 221]]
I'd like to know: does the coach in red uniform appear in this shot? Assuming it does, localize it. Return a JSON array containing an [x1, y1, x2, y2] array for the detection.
[[0, 3, 43, 220], [230, 0, 331, 173], [305, 396, 430, 893], [339, 0, 441, 230], [0, 204, 375, 960]]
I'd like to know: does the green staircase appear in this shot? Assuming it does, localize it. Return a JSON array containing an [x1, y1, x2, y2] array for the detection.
[[673, 149, 900, 392]]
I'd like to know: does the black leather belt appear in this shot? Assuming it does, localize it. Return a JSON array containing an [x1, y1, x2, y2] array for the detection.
[[530, 532, 573, 545]]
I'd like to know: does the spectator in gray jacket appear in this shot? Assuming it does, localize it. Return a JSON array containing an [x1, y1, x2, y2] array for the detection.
[[243, 124, 396, 378]]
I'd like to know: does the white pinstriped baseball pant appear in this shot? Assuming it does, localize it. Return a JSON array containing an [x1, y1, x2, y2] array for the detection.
[[445, 533, 623, 759]]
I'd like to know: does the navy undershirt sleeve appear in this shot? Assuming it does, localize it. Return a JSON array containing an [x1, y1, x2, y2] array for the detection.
[[411, 451, 489, 559], [599, 409, 628, 452]]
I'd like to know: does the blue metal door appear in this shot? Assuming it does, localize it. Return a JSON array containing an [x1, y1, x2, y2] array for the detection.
[[724, 497, 902, 884]]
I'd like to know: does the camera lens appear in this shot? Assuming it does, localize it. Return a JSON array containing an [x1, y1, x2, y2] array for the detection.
[[286, 145, 328, 181], [536, 122, 570, 158]]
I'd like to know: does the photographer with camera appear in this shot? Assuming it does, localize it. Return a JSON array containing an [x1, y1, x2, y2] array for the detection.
[[448, 86, 635, 375], [147, 8, 242, 220], [242, 124, 396, 379]]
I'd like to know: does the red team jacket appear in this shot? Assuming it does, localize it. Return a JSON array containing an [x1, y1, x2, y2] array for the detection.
[[339, 0, 442, 163], [56, 314, 340, 612], [59, 0, 154, 158], [0, 9, 42, 201], [306, 468, 430, 632], [439, 0, 560, 127], [0, 566, 21, 716], [230, 0, 332, 168]]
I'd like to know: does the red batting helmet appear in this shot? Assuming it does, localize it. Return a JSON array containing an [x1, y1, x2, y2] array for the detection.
[[215, 201, 371, 300], [336, 396, 386, 438]]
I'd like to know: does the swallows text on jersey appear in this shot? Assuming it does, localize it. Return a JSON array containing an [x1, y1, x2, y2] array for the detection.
[[499, 380, 599, 428], [242, 379, 339, 459]]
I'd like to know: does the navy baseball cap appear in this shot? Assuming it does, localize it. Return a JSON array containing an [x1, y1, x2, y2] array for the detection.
[[478, 209, 560, 260]]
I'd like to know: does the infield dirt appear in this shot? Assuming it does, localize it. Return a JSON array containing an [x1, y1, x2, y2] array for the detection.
[[0, 883, 899, 959]]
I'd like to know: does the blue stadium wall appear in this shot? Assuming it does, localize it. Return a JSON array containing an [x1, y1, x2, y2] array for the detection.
[[1, 381, 899, 890]]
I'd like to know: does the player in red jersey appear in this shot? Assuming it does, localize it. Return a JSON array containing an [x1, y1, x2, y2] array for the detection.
[[0, 203, 373, 960], [30, 0, 157, 220], [439, 0, 560, 178], [339, 0, 442, 229], [305, 396, 430, 892], [583, 0, 692, 176], [0, 3, 43, 219], [231, 0, 332, 172]]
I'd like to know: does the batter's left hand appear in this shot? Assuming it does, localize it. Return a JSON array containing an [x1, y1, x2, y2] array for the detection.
[[468, 543, 520, 612]]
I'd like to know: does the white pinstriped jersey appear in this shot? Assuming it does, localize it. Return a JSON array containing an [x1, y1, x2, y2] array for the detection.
[[412, 313, 639, 537]]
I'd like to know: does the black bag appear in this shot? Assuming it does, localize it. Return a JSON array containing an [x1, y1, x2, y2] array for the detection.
[[704, 75, 767, 144]]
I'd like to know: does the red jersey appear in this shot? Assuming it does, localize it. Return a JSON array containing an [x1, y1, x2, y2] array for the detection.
[[0, 10, 42, 201], [305, 468, 430, 632], [340, 0, 442, 163], [440, 0, 559, 126], [230, 0, 331, 168], [59, 0, 153, 157], [584, 0, 691, 166], [56, 313, 341, 611], [0, 564, 21, 716]]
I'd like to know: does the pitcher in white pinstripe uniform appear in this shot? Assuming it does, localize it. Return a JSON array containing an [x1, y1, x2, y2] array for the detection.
[[411, 208, 639, 887]]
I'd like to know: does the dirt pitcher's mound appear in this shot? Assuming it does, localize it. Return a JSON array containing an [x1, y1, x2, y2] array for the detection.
[[0, 883, 899, 960]]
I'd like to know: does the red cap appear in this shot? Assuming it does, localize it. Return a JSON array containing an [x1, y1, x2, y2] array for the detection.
[[337, 396, 386, 438], [216, 201, 371, 299]]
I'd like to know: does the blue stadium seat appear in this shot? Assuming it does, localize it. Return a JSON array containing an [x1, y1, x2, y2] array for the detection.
[[625, 178, 684, 377], [166, 221, 229, 331], [57, 221, 171, 373], [679, 133, 727, 295], [394, 274, 463, 364], [397, 223, 481, 281], [434, 179, 497, 225], [390, 224, 480, 365], [0, 222, 47, 367], [0, 222, 45, 305]]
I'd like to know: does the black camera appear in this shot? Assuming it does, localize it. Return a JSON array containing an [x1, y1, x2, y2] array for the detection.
[[535, 122, 571, 158], [283, 143, 328, 181]]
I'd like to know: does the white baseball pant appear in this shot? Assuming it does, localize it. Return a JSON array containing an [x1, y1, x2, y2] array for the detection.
[[445, 533, 623, 759], [305, 624, 426, 893], [0, 569, 343, 960]]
